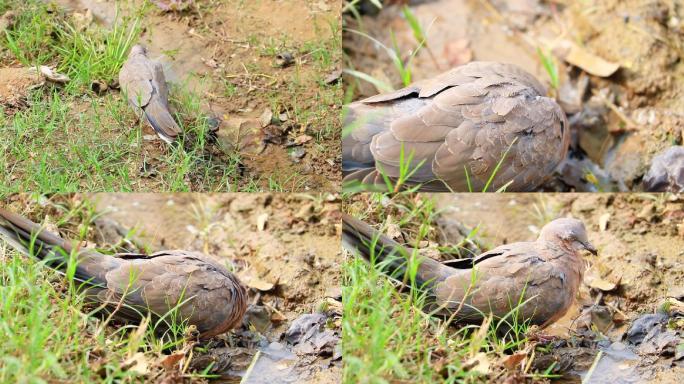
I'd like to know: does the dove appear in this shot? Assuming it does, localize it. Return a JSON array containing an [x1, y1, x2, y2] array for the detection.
[[119, 45, 182, 143], [342, 213, 596, 327], [343, 61, 569, 191], [642, 146, 684, 192], [0, 207, 247, 339]]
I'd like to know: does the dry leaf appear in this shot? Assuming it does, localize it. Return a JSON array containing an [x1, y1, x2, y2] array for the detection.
[[294, 135, 313, 145], [122, 352, 149, 375], [245, 275, 276, 291], [464, 352, 490, 374], [259, 108, 273, 127], [35, 66, 70, 83], [555, 40, 619, 77], [160, 352, 185, 371], [502, 351, 527, 370], [585, 270, 621, 291]]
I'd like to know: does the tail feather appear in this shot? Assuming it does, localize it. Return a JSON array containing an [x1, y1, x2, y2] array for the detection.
[[341, 213, 450, 290], [144, 97, 181, 143], [0, 207, 107, 287]]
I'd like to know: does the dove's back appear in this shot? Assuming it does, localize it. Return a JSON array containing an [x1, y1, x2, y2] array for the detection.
[[343, 61, 569, 192], [119, 50, 182, 143]]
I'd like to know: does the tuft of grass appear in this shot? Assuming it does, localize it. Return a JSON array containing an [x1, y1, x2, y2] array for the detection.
[[536, 47, 559, 91]]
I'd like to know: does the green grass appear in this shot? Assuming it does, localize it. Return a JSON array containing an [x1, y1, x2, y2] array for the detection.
[[342, 193, 558, 383], [0, 197, 204, 383]]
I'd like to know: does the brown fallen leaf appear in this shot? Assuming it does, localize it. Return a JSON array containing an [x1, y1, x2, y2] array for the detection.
[[259, 108, 273, 128], [243, 275, 277, 291], [294, 135, 313, 145], [585, 270, 621, 292], [502, 351, 527, 370], [122, 352, 149, 375], [159, 352, 185, 371], [554, 40, 620, 77], [463, 352, 490, 374]]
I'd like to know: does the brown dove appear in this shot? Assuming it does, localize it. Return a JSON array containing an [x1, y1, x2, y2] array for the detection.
[[119, 45, 182, 143], [343, 61, 569, 191], [342, 213, 596, 327], [0, 207, 247, 339]]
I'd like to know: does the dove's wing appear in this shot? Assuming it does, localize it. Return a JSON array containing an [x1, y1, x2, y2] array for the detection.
[[103, 250, 247, 337], [343, 62, 569, 192], [433, 242, 575, 325], [119, 55, 155, 109]]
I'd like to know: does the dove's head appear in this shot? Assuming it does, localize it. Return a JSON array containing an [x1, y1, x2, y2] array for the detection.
[[130, 45, 148, 56], [539, 218, 597, 256]]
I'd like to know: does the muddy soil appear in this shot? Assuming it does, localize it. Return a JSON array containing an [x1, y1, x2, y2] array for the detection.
[[343, 0, 684, 192], [3, 193, 343, 383], [344, 192, 684, 382], [50, 0, 342, 191]]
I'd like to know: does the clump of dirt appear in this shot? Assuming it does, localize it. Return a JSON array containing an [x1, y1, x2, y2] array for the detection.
[[343, 0, 684, 191], [0, 67, 42, 109], [2, 193, 342, 383]]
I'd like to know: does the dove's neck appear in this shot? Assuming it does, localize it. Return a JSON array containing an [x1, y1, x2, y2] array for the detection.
[[540, 239, 586, 281]]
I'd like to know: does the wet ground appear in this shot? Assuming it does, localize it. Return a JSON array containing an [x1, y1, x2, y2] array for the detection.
[[4, 193, 342, 383], [343, 0, 684, 191]]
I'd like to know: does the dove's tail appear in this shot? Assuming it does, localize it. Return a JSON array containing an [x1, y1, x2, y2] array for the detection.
[[0, 207, 109, 287], [342, 213, 452, 290], [144, 98, 182, 144]]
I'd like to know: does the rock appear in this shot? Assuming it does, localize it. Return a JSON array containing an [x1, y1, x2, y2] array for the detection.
[[284, 313, 339, 357], [638, 327, 680, 356], [289, 147, 306, 163], [624, 313, 668, 345], [642, 146, 684, 192], [275, 52, 295, 68]]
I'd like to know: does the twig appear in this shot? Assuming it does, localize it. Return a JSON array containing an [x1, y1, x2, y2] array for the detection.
[[591, 89, 638, 130], [240, 350, 261, 384], [582, 350, 603, 384]]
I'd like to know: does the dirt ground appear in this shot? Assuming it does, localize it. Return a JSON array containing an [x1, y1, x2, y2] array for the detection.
[[2, 0, 342, 191], [343, 0, 684, 192], [343, 192, 684, 382], [2, 193, 343, 383]]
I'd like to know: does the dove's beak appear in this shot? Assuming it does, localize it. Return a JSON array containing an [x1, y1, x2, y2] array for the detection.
[[582, 241, 598, 255]]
